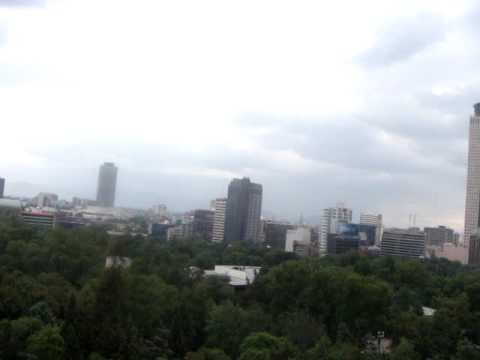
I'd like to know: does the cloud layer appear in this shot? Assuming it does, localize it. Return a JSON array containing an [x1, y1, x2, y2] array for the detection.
[[1, 0, 479, 231]]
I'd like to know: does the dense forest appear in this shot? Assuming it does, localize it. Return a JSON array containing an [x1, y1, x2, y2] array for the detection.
[[1, 217, 480, 359]]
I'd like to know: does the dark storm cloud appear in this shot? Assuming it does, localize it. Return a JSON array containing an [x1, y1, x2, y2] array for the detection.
[[357, 13, 447, 68], [0, 0, 46, 7]]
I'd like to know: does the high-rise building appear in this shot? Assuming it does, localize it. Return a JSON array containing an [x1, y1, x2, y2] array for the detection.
[[212, 198, 227, 242], [96, 162, 118, 207], [0, 177, 4, 198], [320, 204, 352, 255], [360, 213, 383, 245], [468, 232, 480, 265], [224, 178, 263, 243], [465, 103, 480, 263], [380, 228, 425, 259], [424, 226, 455, 247]]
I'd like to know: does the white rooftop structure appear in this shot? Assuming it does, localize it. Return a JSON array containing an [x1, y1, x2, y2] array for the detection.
[[204, 265, 261, 287]]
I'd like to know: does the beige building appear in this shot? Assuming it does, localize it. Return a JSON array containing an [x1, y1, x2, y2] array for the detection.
[[212, 198, 227, 242], [464, 103, 480, 264]]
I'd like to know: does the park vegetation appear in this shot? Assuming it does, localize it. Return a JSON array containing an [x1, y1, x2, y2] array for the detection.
[[1, 217, 480, 359]]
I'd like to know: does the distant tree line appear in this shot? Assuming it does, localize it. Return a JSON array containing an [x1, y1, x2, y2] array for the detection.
[[0, 216, 480, 359]]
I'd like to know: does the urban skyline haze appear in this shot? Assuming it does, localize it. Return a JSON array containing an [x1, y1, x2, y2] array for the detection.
[[1, 0, 480, 230]]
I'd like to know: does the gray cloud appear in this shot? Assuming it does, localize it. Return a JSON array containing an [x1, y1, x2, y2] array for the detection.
[[356, 13, 447, 68]]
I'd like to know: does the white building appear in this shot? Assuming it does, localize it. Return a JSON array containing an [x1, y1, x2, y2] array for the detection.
[[212, 198, 227, 242], [285, 227, 311, 252], [465, 103, 480, 264], [360, 213, 383, 246], [204, 265, 261, 287], [320, 204, 352, 255], [105, 256, 132, 269]]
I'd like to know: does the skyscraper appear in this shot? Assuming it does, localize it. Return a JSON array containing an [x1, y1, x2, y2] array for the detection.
[[96, 162, 118, 207], [0, 177, 4, 198], [464, 103, 480, 263], [212, 198, 227, 242], [224, 178, 263, 243], [319, 204, 352, 255]]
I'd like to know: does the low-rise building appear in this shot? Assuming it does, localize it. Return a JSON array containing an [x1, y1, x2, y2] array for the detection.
[[22, 211, 55, 229], [285, 226, 312, 256], [327, 233, 360, 255], [105, 256, 132, 269], [204, 265, 261, 287]]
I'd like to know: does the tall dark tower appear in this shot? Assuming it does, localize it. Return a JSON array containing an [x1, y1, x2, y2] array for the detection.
[[224, 177, 263, 243], [0, 177, 4, 198], [465, 103, 480, 264], [96, 162, 118, 207]]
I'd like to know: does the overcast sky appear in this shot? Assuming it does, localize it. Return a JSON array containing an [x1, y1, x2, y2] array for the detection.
[[1, 0, 479, 230]]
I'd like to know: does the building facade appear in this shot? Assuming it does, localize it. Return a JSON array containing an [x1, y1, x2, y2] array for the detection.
[[0, 177, 4, 198], [424, 226, 455, 247], [320, 204, 353, 255], [96, 162, 118, 207], [193, 209, 215, 240], [469, 232, 480, 265], [224, 178, 263, 243], [212, 198, 227, 242], [381, 228, 425, 259], [327, 233, 360, 255], [359, 213, 383, 245], [36, 192, 59, 208], [22, 212, 55, 228], [285, 227, 311, 252], [465, 103, 480, 263], [263, 220, 295, 250]]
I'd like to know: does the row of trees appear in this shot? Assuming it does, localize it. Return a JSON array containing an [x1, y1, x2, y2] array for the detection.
[[1, 217, 480, 359]]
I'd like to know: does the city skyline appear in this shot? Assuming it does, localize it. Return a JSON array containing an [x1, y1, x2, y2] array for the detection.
[[2, 1, 480, 231]]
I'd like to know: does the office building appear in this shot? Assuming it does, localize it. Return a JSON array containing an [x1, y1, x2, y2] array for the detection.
[[96, 162, 118, 207], [469, 232, 480, 265], [35, 192, 59, 208], [193, 209, 215, 240], [22, 212, 55, 228], [285, 227, 311, 252], [149, 223, 173, 238], [320, 204, 352, 254], [360, 213, 383, 245], [0, 177, 4, 198], [381, 228, 425, 259], [424, 226, 455, 247], [327, 233, 360, 255], [263, 220, 295, 250], [224, 178, 263, 243], [465, 103, 480, 263], [334, 222, 376, 247], [167, 222, 193, 241], [212, 198, 227, 242]]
